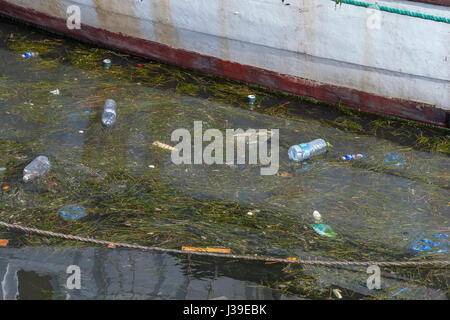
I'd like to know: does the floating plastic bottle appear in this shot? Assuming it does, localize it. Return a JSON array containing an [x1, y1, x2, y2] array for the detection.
[[102, 99, 117, 127], [23, 156, 50, 182], [288, 139, 331, 162], [342, 153, 366, 161], [58, 205, 87, 221], [411, 233, 448, 254], [22, 52, 39, 58]]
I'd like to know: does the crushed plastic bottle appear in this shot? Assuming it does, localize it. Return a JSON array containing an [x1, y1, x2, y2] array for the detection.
[[22, 52, 39, 58], [411, 233, 448, 254], [102, 99, 117, 127], [342, 153, 366, 161], [23, 156, 50, 182], [58, 205, 87, 221], [288, 139, 331, 162], [311, 224, 337, 238]]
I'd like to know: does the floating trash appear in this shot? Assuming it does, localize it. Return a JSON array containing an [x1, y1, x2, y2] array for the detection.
[[341, 153, 366, 161], [103, 59, 111, 69], [21, 52, 39, 58], [1, 186, 9, 191], [286, 257, 297, 261], [0, 239, 8, 247], [311, 224, 337, 238], [385, 153, 405, 166], [23, 156, 50, 182], [301, 163, 311, 171], [288, 139, 331, 162], [153, 141, 177, 151], [411, 233, 448, 254], [102, 99, 117, 127], [247, 94, 256, 104], [58, 205, 88, 221], [391, 287, 408, 298], [50, 89, 60, 95], [332, 289, 343, 299], [0, 167, 6, 172], [313, 210, 322, 223], [181, 246, 231, 254]]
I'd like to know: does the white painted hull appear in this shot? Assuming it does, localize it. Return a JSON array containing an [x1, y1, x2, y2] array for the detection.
[[1, 0, 449, 125]]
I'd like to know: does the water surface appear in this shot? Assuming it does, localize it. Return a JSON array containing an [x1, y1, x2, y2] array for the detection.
[[0, 18, 448, 299]]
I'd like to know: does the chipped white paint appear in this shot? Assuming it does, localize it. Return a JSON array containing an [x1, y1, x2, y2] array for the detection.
[[5, 0, 450, 109]]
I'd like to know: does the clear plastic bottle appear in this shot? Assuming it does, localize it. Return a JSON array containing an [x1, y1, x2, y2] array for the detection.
[[288, 139, 330, 162], [23, 156, 50, 182], [102, 99, 117, 127]]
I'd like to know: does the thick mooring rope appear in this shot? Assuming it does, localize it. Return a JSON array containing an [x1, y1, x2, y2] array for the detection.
[[0, 221, 448, 267], [333, 0, 450, 24]]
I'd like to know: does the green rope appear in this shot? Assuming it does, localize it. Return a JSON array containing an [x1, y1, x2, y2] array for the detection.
[[333, 0, 450, 24]]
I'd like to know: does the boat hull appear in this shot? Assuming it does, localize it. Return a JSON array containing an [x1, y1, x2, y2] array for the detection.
[[0, 0, 449, 127]]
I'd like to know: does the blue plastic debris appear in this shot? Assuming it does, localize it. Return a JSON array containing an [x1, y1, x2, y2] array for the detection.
[[311, 224, 337, 238], [385, 153, 405, 166], [391, 287, 408, 298], [411, 233, 448, 254], [342, 153, 366, 161], [58, 205, 87, 221], [22, 52, 39, 58], [301, 164, 311, 171]]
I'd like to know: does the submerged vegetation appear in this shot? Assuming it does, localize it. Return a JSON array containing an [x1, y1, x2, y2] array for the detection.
[[0, 19, 448, 299]]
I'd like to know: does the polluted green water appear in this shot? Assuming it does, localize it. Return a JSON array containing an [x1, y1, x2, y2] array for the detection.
[[0, 18, 448, 299]]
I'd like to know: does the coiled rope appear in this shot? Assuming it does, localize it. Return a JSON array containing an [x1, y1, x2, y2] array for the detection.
[[0, 221, 448, 267], [333, 0, 450, 24]]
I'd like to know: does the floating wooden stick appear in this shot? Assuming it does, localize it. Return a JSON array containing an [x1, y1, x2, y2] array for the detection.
[[181, 246, 231, 254], [152, 141, 177, 151]]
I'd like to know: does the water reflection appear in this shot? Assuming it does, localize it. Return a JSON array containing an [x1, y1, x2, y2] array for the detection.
[[0, 246, 298, 300]]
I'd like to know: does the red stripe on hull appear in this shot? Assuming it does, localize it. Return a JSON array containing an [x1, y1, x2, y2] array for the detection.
[[0, 0, 448, 127]]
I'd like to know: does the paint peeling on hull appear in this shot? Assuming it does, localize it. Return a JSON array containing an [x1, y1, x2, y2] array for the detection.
[[0, 0, 448, 127]]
